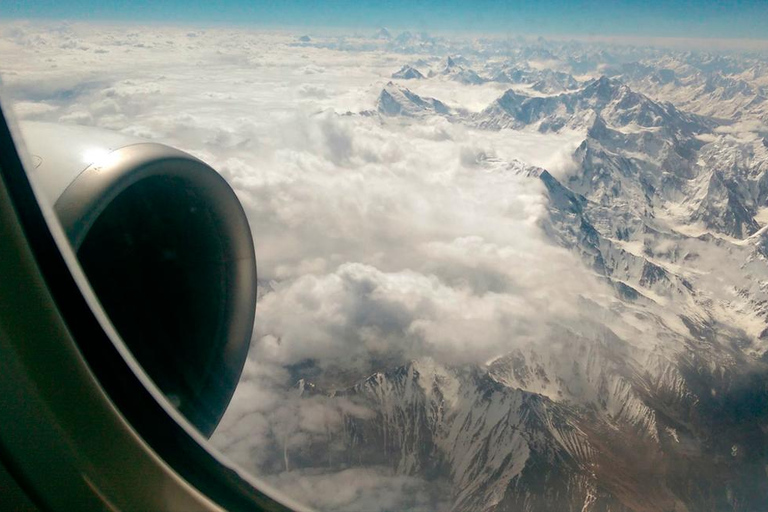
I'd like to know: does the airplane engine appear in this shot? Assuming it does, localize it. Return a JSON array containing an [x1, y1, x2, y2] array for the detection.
[[19, 122, 257, 438]]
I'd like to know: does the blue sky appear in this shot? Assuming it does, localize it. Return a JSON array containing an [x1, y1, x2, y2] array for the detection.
[[2, 0, 767, 40]]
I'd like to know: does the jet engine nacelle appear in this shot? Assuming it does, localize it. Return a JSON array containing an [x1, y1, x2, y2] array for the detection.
[[19, 122, 257, 438]]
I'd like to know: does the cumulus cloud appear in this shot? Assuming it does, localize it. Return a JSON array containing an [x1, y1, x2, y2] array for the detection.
[[265, 468, 452, 512], [297, 83, 330, 99]]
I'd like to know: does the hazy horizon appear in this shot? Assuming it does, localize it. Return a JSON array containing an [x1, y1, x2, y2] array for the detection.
[[2, 0, 768, 42]]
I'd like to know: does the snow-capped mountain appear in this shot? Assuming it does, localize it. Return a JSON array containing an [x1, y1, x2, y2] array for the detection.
[[475, 76, 709, 134], [426, 56, 486, 85], [606, 58, 768, 124], [488, 66, 581, 94], [284, 329, 768, 511], [372, 27, 393, 40], [376, 82, 455, 118], [392, 65, 425, 80]]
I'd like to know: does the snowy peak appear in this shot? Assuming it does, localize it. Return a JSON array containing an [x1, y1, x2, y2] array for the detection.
[[693, 170, 761, 238], [687, 135, 768, 239], [580, 75, 624, 103], [372, 27, 392, 40], [436, 56, 485, 85], [490, 67, 581, 93], [476, 76, 708, 134], [442, 55, 472, 69], [606, 54, 768, 123], [376, 83, 452, 118], [448, 67, 485, 85], [391, 65, 424, 80]]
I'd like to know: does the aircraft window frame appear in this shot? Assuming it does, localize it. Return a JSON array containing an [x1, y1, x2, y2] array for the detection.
[[0, 101, 299, 512]]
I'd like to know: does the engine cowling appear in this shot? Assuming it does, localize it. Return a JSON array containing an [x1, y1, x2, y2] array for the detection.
[[19, 122, 257, 438]]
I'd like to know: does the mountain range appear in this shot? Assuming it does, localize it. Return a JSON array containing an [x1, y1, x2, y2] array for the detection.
[[274, 52, 768, 511]]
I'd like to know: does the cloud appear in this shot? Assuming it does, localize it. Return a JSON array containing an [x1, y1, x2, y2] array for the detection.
[[264, 468, 452, 512], [216, 366, 375, 475], [297, 83, 329, 99], [253, 236, 601, 373]]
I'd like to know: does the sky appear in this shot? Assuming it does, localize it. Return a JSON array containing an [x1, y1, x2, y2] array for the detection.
[[2, 0, 767, 40]]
